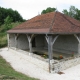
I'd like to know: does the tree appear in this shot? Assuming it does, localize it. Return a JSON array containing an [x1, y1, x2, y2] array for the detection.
[[62, 6, 80, 20], [69, 6, 77, 18], [62, 9, 69, 16], [75, 9, 80, 20], [13, 10, 23, 22], [4, 16, 13, 30], [0, 6, 25, 25], [41, 7, 56, 14]]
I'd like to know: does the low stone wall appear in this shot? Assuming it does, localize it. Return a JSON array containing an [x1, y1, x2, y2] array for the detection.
[[9, 48, 80, 73], [51, 56, 80, 73]]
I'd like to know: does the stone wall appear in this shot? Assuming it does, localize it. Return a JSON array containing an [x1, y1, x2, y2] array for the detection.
[[53, 35, 78, 54], [9, 34, 15, 47], [17, 34, 29, 50], [35, 35, 79, 54], [51, 56, 80, 73], [9, 34, 79, 55], [35, 35, 48, 49], [35, 35, 45, 48], [9, 34, 29, 50]]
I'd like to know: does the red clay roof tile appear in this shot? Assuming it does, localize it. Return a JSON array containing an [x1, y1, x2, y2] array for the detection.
[[7, 12, 80, 34]]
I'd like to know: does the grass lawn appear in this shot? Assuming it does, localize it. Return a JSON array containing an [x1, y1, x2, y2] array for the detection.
[[0, 56, 38, 80]]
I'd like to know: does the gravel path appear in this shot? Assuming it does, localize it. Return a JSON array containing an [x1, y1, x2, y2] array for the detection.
[[0, 48, 80, 80]]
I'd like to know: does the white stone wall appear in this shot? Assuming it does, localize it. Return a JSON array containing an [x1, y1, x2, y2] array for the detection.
[[17, 34, 29, 50], [51, 56, 80, 73], [34, 35, 79, 54], [9, 34, 79, 57], [53, 35, 78, 54], [9, 34, 15, 47], [9, 34, 29, 50]]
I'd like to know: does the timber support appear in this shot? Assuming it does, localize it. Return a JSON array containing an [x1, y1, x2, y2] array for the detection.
[[14, 34, 19, 50], [74, 34, 80, 54], [7, 34, 10, 50], [45, 35, 59, 73], [27, 34, 35, 55]]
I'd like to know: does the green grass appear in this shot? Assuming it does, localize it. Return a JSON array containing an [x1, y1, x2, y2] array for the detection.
[[0, 32, 7, 48], [0, 56, 38, 80], [0, 22, 38, 79]]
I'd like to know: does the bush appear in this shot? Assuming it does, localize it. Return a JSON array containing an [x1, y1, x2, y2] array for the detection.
[[0, 33, 7, 48]]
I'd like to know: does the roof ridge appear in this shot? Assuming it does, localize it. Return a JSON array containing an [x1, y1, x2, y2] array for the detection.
[[49, 11, 57, 33], [61, 13, 80, 28]]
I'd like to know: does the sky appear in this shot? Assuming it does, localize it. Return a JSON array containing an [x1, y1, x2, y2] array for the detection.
[[0, 0, 80, 20]]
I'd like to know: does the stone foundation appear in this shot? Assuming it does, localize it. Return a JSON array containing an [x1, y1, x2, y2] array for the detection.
[[9, 48, 80, 73], [51, 56, 80, 73]]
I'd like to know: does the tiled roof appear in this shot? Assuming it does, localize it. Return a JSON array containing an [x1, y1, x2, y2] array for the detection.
[[7, 12, 80, 34]]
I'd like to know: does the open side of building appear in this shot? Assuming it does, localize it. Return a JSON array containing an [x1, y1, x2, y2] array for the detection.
[[7, 11, 80, 72]]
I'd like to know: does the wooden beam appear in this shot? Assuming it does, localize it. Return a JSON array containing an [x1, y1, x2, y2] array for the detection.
[[48, 35, 53, 73], [45, 35, 59, 45], [7, 34, 9, 50], [45, 35, 49, 44], [16, 34, 19, 40], [26, 34, 36, 54], [14, 34, 18, 50], [74, 34, 80, 54], [47, 35, 59, 73], [74, 34, 80, 43], [52, 35, 59, 45], [27, 35, 32, 53]]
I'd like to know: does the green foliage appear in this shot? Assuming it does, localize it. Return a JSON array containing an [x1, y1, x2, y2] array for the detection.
[[4, 16, 13, 30], [69, 6, 77, 18], [0, 32, 7, 48], [62, 9, 69, 16], [62, 6, 80, 20], [0, 6, 25, 25], [0, 22, 22, 48], [0, 56, 38, 80], [41, 7, 56, 14]]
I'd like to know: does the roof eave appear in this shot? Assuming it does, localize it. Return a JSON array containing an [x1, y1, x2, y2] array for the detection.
[[7, 30, 80, 35]]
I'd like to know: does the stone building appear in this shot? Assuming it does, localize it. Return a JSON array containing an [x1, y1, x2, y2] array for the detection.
[[7, 11, 80, 72]]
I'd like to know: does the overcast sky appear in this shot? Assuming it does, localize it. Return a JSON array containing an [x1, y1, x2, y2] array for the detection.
[[0, 0, 80, 20]]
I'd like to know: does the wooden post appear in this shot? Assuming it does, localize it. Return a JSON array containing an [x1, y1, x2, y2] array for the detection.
[[48, 36, 53, 73], [27, 34, 36, 54], [45, 35, 59, 73], [27, 35, 32, 54], [7, 34, 9, 50], [74, 34, 80, 43], [29, 40, 32, 53], [14, 34, 17, 50], [74, 34, 80, 54]]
